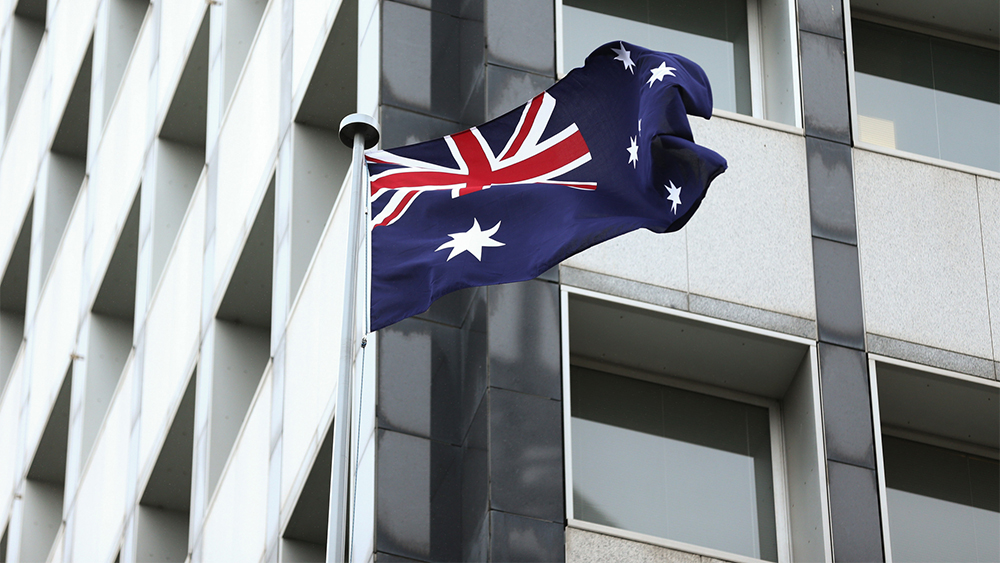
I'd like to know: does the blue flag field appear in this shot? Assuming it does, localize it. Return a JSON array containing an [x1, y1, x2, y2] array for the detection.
[[365, 41, 728, 331]]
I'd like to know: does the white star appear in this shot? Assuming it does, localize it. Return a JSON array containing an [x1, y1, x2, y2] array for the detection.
[[611, 42, 635, 74], [666, 180, 682, 214], [638, 119, 642, 133], [647, 62, 676, 88], [627, 136, 639, 168], [435, 218, 505, 261]]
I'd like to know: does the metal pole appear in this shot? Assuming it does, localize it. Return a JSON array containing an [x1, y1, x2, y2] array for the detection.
[[329, 113, 379, 563]]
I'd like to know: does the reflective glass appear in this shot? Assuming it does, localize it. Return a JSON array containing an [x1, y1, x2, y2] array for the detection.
[[562, 0, 751, 115], [571, 366, 778, 561], [853, 20, 1000, 172], [883, 436, 1000, 563]]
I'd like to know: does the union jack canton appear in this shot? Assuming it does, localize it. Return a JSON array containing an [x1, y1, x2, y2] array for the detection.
[[366, 41, 728, 331]]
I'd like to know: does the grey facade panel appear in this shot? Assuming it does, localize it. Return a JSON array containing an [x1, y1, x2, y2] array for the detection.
[[377, 318, 468, 446], [819, 343, 876, 468], [379, 105, 465, 149], [979, 176, 1000, 366], [797, 0, 844, 39], [376, 429, 464, 561], [487, 387, 563, 522], [484, 0, 555, 76], [853, 150, 994, 361], [826, 461, 884, 563], [800, 32, 851, 144], [487, 281, 561, 401], [381, 0, 484, 125], [489, 511, 565, 562], [813, 238, 865, 350], [807, 136, 857, 245]]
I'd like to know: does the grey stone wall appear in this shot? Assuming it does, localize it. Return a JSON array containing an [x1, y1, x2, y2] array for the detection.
[[375, 2, 565, 561]]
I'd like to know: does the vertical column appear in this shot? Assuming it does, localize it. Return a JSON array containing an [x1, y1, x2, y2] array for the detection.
[[375, 1, 563, 561], [480, 279, 564, 561], [189, 1, 225, 555], [119, 0, 162, 560], [3, 0, 53, 552], [264, 0, 294, 560], [376, 5, 487, 556], [480, 5, 564, 559], [188, 109, 219, 563], [798, 1, 883, 561]]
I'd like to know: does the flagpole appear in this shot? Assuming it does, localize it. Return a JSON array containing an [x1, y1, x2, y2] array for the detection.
[[330, 113, 379, 563]]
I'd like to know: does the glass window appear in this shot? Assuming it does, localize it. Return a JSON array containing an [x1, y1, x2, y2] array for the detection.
[[562, 0, 752, 115], [571, 365, 779, 561], [882, 436, 1000, 563], [853, 19, 1000, 172]]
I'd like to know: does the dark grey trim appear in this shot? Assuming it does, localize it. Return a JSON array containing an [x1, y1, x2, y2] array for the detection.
[[807, 137, 857, 245], [800, 3, 885, 560], [826, 461, 884, 563], [812, 238, 865, 350], [800, 32, 851, 145]]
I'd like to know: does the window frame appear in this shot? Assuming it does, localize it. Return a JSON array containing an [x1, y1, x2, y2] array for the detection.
[[561, 286, 817, 563], [845, 3, 1000, 178], [555, 0, 802, 127], [868, 354, 1000, 563]]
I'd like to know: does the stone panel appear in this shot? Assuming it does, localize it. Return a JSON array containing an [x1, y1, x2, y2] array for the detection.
[[562, 229, 688, 296], [565, 527, 727, 563], [800, 32, 851, 144], [484, 0, 555, 75], [797, 0, 844, 39], [687, 117, 814, 320], [978, 176, 1000, 364], [854, 150, 993, 360]]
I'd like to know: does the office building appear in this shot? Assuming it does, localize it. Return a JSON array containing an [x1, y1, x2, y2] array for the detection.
[[0, 0, 997, 561]]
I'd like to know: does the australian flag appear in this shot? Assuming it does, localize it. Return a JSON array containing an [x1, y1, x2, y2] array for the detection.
[[366, 41, 728, 331]]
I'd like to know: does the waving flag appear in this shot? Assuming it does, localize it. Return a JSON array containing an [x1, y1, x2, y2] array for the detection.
[[366, 41, 727, 330]]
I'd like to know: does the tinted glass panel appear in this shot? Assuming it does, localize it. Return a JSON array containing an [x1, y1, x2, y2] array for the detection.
[[883, 436, 1000, 563], [571, 366, 777, 561], [853, 20, 1000, 171], [563, 0, 751, 115]]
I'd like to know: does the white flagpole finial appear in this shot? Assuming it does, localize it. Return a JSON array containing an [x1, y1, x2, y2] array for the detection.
[[339, 113, 380, 149]]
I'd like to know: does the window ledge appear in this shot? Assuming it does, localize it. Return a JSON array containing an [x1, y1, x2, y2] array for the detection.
[[567, 519, 777, 563], [709, 108, 804, 136], [854, 141, 1000, 180]]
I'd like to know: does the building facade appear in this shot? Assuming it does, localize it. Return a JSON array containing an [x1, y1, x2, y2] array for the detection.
[[0, 0, 997, 562]]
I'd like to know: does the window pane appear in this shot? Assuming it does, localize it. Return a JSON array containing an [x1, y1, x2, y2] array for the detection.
[[563, 0, 751, 115], [853, 20, 1000, 172], [571, 366, 778, 561], [883, 436, 1000, 563]]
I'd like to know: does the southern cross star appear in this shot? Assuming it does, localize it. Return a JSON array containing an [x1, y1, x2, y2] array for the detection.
[[627, 136, 639, 168], [612, 42, 635, 73], [647, 61, 676, 88], [666, 180, 682, 214], [435, 218, 505, 261]]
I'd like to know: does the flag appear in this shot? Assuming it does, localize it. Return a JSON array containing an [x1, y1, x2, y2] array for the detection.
[[366, 41, 727, 331]]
